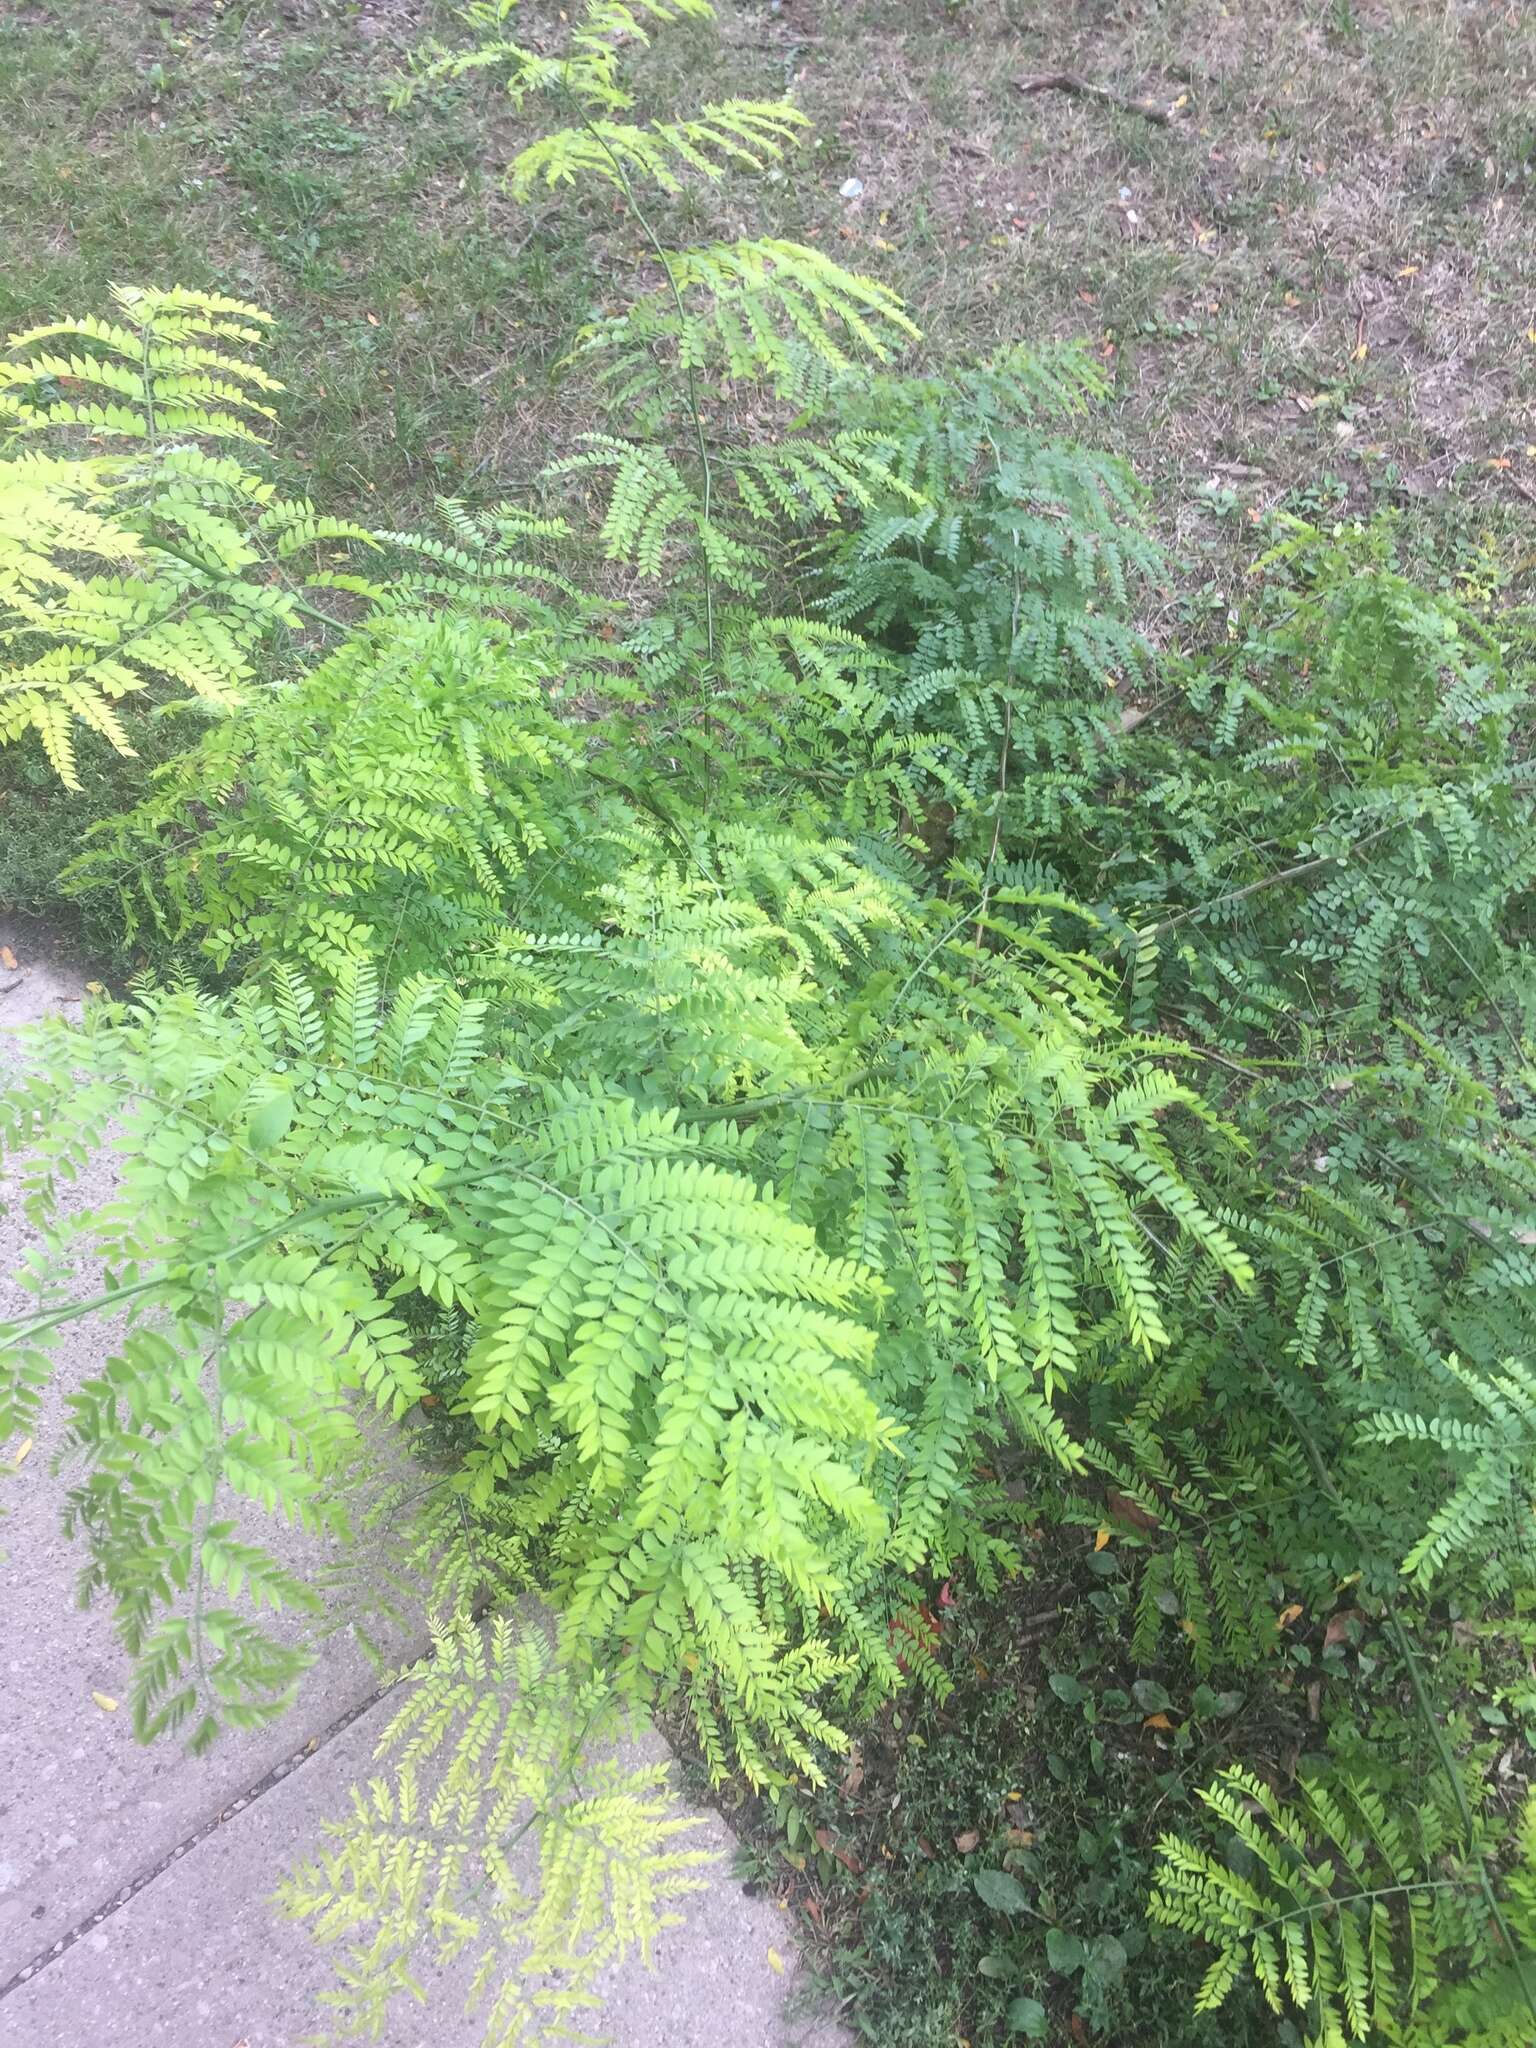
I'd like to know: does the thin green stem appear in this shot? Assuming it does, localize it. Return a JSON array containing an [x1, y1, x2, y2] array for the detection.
[[973, 437, 1021, 948], [1244, 1876, 1461, 1941], [1, 1192, 397, 1350], [139, 316, 157, 439], [144, 534, 353, 638], [563, 88, 716, 674]]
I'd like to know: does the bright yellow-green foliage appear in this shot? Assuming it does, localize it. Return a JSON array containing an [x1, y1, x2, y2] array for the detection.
[[399, 0, 717, 118], [0, 283, 283, 441], [278, 1613, 713, 2045], [0, 287, 293, 784], [508, 97, 810, 198], [70, 613, 595, 971], [2, 700, 1254, 1784], [401, 0, 803, 202], [0, 286, 580, 789]]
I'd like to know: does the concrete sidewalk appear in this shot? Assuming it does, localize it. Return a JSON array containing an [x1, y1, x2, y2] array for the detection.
[[0, 919, 840, 2048]]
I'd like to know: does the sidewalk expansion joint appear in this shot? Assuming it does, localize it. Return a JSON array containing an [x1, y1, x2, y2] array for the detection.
[[0, 1680, 391, 2003]]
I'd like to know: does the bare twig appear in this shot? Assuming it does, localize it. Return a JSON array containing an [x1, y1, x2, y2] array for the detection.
[[1013, 71, 1177, 127]]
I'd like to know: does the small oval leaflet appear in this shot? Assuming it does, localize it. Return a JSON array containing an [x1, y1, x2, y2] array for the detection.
[[248, 1090, 295, 1154]]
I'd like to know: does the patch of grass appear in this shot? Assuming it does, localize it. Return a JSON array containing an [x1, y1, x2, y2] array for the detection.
[[0, 0, 609, 939], [0, 0, 600, 523], [716, 0, 1535, 594], [722, 1537, 1295, 2047], [3, 0, 1530, 583], [0, 706, 209, 970]]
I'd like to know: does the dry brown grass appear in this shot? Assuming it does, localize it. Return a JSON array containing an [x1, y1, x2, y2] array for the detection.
[[709, 0, 1533, 567]]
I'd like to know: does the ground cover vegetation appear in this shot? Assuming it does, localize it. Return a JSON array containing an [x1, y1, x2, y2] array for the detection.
[[1, 1, 1534, 2044]]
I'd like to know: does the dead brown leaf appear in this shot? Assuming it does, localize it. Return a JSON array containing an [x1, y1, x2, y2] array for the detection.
[[815, 1827, 864, 1874], [1322, 1607, 1364, 1649], [1105, 1487, 1160, 1533]]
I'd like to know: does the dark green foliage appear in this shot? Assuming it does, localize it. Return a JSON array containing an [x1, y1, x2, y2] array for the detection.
[[0, 703, 194, 954], [1115, 520, 1536, 1037], [1150, 1763, 1490, 2038], [818, 346, 1159, 850]]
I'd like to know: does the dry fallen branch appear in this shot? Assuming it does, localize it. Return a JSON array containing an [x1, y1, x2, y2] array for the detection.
[[1013, 71, 1177, 127]]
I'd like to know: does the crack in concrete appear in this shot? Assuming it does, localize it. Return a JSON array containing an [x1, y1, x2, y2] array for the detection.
[[0, 1679, 392, 2003]]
